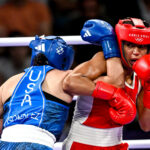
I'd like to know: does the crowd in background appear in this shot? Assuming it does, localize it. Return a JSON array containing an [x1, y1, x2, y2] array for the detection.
[[0, 0, 150, 142]]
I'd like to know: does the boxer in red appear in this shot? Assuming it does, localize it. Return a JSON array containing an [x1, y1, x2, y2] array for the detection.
[[116, 18, 150, 132], [62, 18, 150, 150]]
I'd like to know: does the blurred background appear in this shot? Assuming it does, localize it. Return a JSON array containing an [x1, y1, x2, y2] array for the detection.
[[0, 0, 150, 145]]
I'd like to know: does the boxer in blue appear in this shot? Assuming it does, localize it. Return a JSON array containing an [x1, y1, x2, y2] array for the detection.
[[0, 36, 74, 150]]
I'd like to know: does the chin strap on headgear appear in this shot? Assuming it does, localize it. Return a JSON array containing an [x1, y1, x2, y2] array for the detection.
[[115, 17, 150, 68], [29, 35, 74, 70]]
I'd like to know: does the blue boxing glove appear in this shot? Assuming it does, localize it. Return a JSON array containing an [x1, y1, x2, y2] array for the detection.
[[80, 19, 120, 59]]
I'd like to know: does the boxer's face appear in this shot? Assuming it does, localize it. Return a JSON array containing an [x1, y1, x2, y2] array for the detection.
[[123, 41, 148, 68]]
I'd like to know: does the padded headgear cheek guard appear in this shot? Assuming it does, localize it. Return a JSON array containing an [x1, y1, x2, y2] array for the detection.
[[30, 35, 74, 70], [115, 18, 150, 68]]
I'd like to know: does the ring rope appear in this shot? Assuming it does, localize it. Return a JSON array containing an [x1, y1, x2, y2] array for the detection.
[[0, 36, 89, 47]]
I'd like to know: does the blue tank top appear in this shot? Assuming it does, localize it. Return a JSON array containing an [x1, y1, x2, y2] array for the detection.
[[3, 65, 70, 140]]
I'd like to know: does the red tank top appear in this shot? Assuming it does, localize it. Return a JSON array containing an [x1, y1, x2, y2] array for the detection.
[[125, 72, 141, 103], [83, 98, 121, 128]]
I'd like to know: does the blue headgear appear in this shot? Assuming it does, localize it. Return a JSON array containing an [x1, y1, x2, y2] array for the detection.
[[29, 35, 75, 70]]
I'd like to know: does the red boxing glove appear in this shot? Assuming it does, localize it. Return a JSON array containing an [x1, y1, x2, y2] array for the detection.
[[92, 81, 136, 124], [132, 54, 150, 81], [92, 81, 117, 100], [133, 54, 150, 108], [109, 88, 136, 125]]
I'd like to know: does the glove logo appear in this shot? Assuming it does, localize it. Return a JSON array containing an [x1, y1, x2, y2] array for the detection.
[[56, 46, 64, 55], [35, 43, 45, 52], [83, 30, 92, 37]]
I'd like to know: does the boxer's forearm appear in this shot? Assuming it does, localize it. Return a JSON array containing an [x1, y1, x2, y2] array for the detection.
[[63, 72, 95, 96], [137, 90, 150, 132], [94, 57, 124, 88]]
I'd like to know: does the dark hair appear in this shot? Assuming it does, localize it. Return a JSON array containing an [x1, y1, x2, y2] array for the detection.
[[32, 53, 49, 66]]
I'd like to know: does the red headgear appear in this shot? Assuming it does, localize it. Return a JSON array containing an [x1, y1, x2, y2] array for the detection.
[[115, 18, 150, 68]]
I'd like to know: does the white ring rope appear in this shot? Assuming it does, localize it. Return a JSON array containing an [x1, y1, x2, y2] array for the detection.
[[123, 139, 150, 149], [0, 36, 89, 47], [0, 36, 149, 149]]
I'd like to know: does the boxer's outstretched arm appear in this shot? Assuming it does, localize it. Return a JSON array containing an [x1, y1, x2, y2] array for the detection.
[[63, 52, 124, 96], [63, 52, 106, 95]]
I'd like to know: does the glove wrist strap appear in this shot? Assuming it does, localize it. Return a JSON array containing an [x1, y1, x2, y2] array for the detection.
[[92, 81, 117, 100], [101, 37, 120, 59]]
